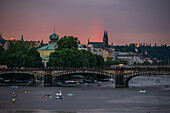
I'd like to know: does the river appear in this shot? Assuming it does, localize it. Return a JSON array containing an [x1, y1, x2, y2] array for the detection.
[[0, 75, 170, 113]]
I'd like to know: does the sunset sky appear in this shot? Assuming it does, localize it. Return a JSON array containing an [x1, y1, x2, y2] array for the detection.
[[0, 0, 170, 45]]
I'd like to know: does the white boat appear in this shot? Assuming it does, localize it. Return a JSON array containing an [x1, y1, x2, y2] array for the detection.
[[56, 90, 62, 96], [56, 96, 64, 99], [139, 89, 147, 93]]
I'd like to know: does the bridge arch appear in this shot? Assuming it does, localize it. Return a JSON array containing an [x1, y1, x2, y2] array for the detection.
[[52, 70, 115, 79], [123, 70, 170, 87]]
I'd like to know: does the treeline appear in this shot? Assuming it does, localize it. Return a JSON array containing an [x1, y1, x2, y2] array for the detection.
[[48, 36, 105, 68], [0, 41, 42, 67], [114, 45, 170, 64], [0, 36, 128, 68]]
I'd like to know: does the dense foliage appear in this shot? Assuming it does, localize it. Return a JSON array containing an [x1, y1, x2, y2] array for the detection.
[[0, 41, 42, 67], [57, 36, 78, 50], [114, 45, 170, 65], [139, 46, 170, 64], [48, 36, 105, 68]]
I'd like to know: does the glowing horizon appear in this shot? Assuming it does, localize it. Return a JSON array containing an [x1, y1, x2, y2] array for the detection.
[[0, 0, 170, 46]]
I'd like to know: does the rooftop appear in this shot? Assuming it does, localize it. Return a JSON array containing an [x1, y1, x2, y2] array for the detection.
[[37, 44, 58, 50]]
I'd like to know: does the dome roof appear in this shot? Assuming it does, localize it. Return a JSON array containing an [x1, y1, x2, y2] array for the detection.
[[49, 26, 59, 43], [49, 32, 59, 41]]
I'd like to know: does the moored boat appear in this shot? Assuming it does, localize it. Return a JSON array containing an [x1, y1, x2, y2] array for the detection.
[[42, 94, 52, 98], [139, 89, 146, 93], [11, 86, 19, 88]]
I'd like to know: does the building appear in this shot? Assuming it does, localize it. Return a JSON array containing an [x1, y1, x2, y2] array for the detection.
[[79, 44, 115, 62], [144, 58, 153, 64], [115, 52, 132, 64], [3, 35, 42, 50], [115, 52, 143, 65], [37, 27, 59, 67], [88, 30, 109, 48], [130, 52, 144, 64]]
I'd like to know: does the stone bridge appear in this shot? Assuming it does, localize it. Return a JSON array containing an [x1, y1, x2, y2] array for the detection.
[[0, 66, 170, 88]]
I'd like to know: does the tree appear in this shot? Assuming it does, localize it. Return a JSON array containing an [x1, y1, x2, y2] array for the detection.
[[57, 36, 78, 50], [48, 36, 105, 68], [0, 46, 5, 65], [2, 41, 42, 67], [105, 57, 114, 68]]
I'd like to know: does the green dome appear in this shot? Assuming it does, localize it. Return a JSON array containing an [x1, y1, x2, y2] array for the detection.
[[49, 32, 59, 42]]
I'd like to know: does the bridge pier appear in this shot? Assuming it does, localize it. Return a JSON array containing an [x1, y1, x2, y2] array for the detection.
[[44, 75, 52, 86], [115, 68, 129, 88], [115, 75, 129, 88], [44, 70, 52, 86], [115, 75, 124, 88], [124, 80, 129, 88]]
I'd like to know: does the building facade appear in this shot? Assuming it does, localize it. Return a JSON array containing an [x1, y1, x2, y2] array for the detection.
[[37, 28, 59, 67], [115, 52, 143, 65]]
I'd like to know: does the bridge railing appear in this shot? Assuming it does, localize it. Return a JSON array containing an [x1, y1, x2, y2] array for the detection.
[[0, 65, 170, 71]]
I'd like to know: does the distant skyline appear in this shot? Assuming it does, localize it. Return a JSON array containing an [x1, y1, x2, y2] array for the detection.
[[0, 0, 170, 45]]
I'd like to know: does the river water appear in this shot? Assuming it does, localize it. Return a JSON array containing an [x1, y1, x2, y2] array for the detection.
[[0, 75, 170, 113]]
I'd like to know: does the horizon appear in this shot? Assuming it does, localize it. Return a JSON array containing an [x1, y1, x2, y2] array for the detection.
[[0, 0, 170, 46]]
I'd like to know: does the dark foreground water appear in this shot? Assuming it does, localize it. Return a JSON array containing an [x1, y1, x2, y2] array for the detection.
[[0, 76, 170, 113]]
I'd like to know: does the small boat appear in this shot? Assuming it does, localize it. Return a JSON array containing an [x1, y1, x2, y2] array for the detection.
[[130, 79, 134, 81], [94, 80, 97, 83], [84, 83, 88, 85], [97, 84, 101, 86], [42, 94, 52, 98], [56, 95, 64, 99], [138, 83, 142, 85], [12, 92, 17, 98], [12, 94, 17, 98], [10, 86, 19, 88], [67, 92, 74, 96], [165, 85, 168, 88], [57, 82, 62, 85], [139, 89, 147, 93], [97, 81, 102, 86], [149, 78, 153, 81], [24, 90, 30, 94], [56, 90, 62, 96]]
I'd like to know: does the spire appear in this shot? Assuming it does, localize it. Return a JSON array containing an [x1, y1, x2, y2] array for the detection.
[[21, 34, 24, 41], [41, 38, 43, 46], [0, 32, 2, 39], [54, 25, 55, 33]]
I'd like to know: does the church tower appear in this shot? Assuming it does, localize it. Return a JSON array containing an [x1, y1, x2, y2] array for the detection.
[[103, 30, 108, 46]]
